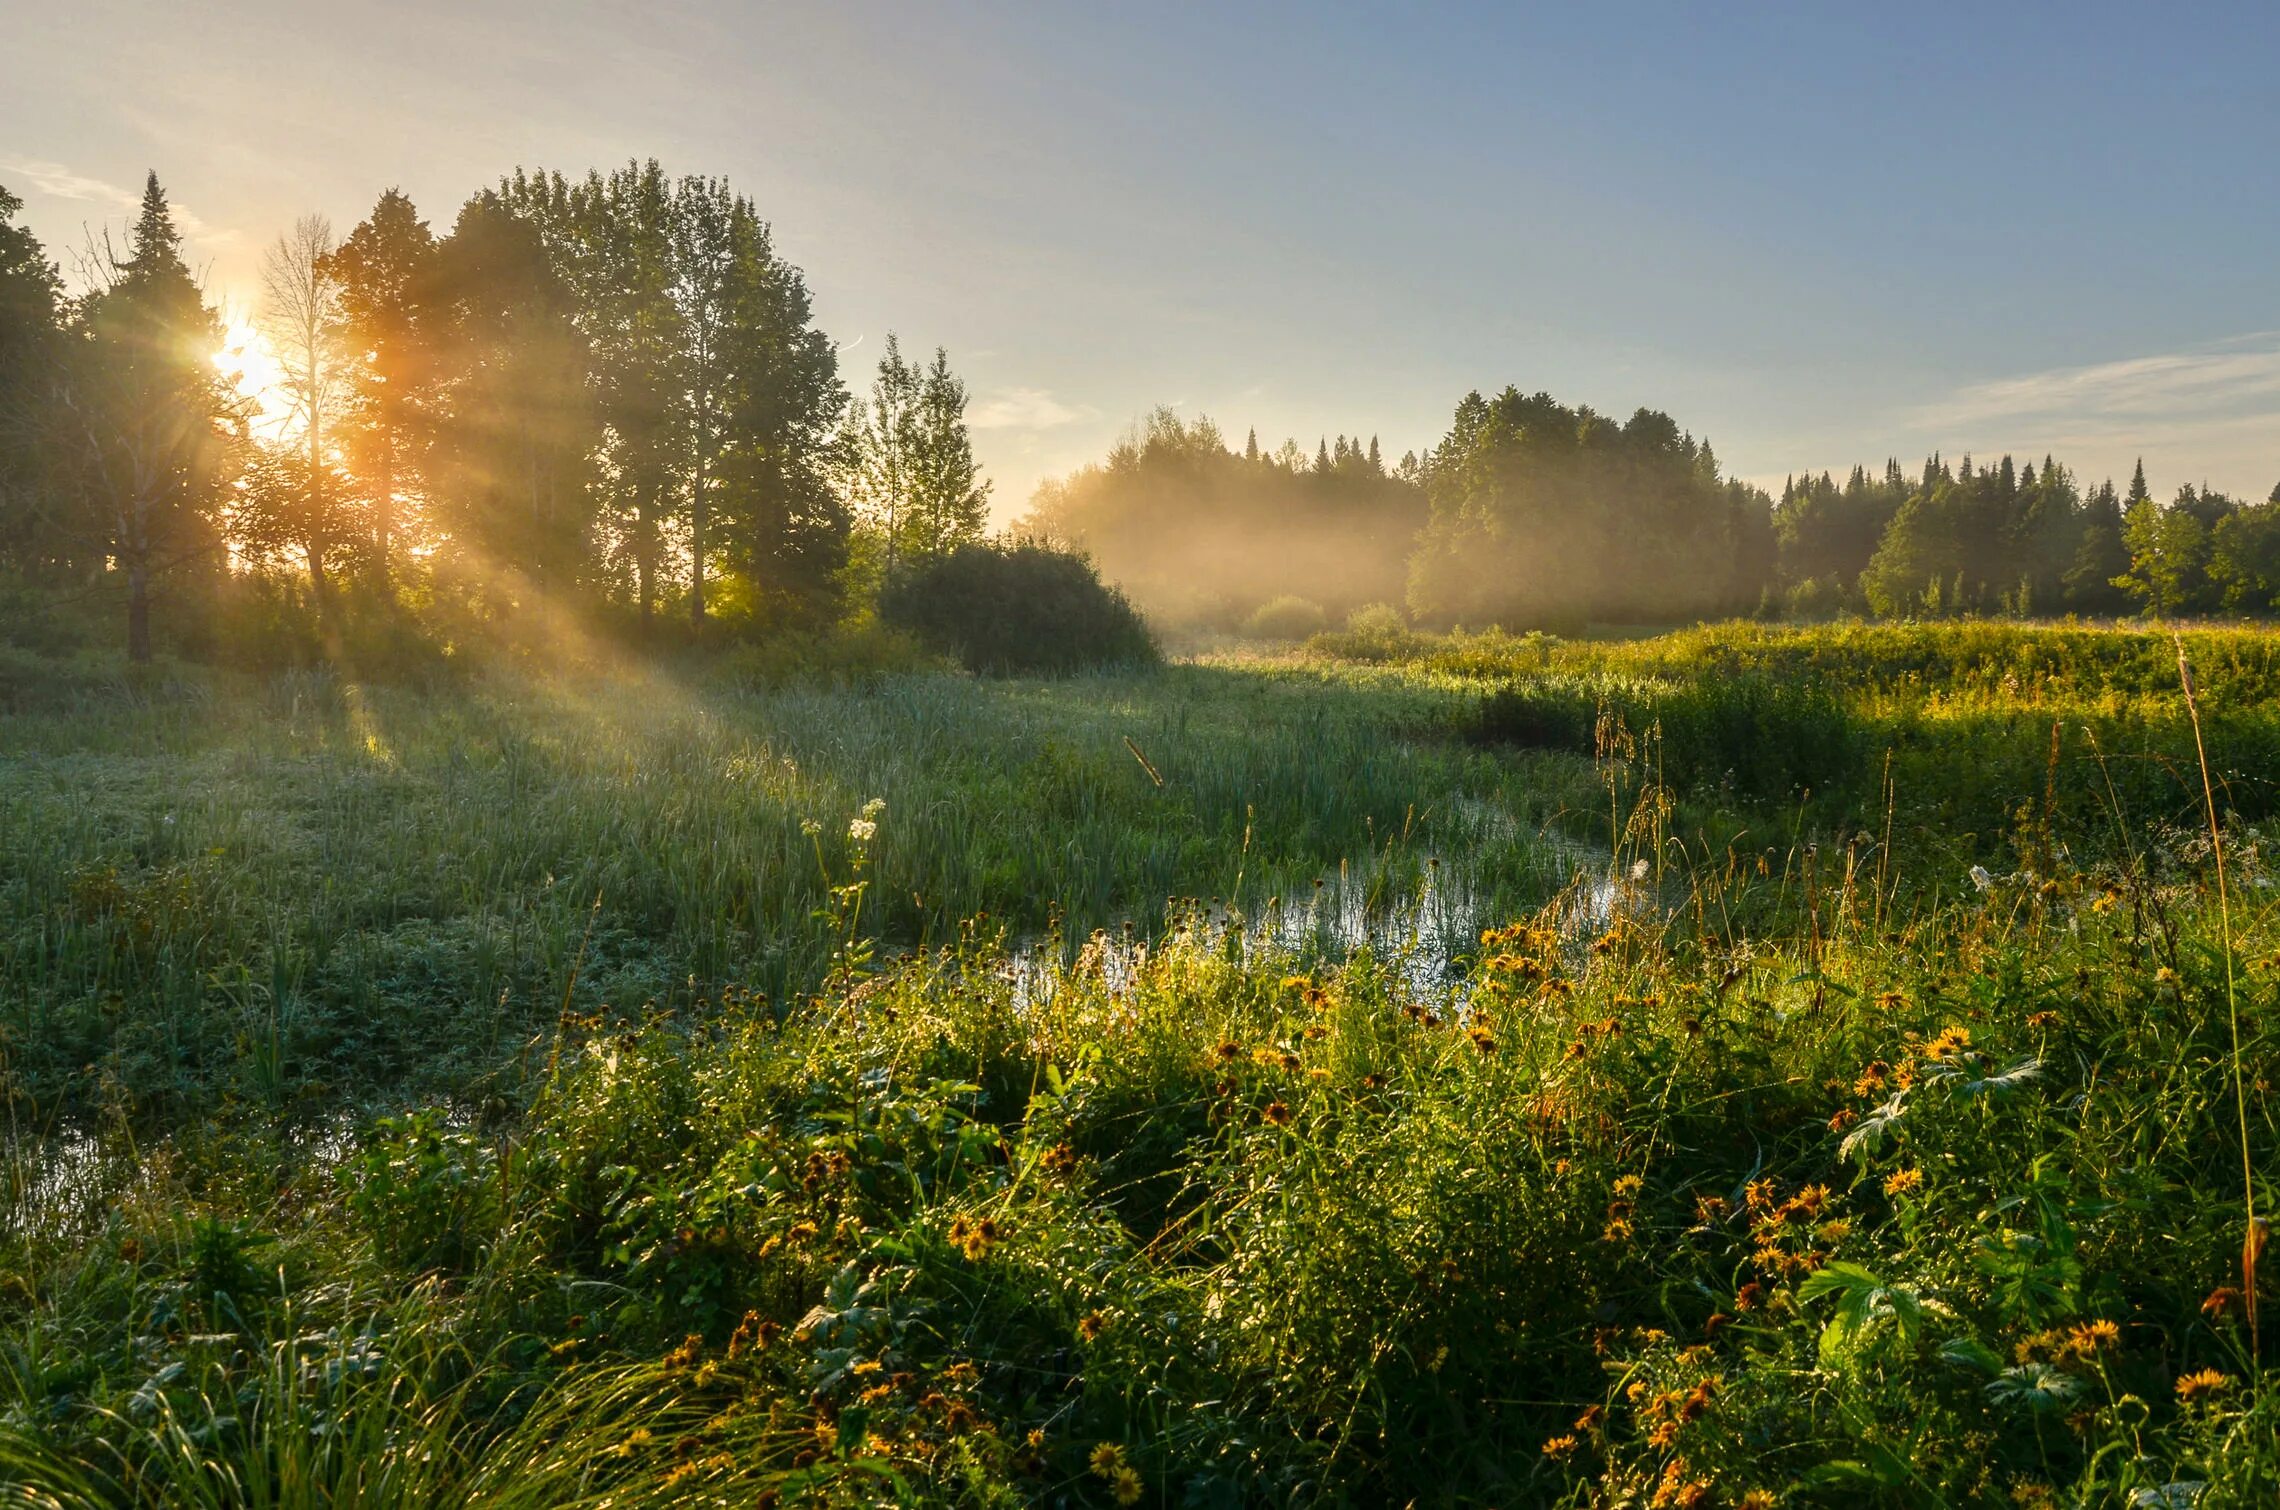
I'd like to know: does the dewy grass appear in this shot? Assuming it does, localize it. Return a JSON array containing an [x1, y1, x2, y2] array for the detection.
[[3, 620, 2279, 1505], [2178, 630, 2261, 1356]]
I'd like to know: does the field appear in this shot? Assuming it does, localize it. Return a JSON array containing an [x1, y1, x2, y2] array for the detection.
[[3, 621, 2277, 1506]]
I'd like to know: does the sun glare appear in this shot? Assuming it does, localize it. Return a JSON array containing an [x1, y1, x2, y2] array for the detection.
[[215, 317, 294, 433]]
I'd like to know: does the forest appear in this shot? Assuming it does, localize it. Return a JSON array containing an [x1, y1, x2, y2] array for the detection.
[[7, 164, 2280, 680]]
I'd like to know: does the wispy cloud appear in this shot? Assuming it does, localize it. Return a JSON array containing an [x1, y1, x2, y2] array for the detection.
[[0, 156, 224, 240], [968, 387, 1099, 431], [1912, 334, 2280, 430]]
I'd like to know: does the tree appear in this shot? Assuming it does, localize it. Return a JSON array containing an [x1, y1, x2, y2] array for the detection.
[[905, 346, 990, 557], [2063, 480, 2131, 615], [423, 191, 593, 600], [251, 214, 353, 613], [57, 174, 239, 660], [0, 181, 65, 573], [668, 174, 844, 626], [328, 189, 437, 583], [573, 162, 687, 628], [2114, 484, 2209, 617], [843, 333, 924, 572]]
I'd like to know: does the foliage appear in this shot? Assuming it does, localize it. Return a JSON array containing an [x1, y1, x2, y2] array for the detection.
[[1408, 387, 1776, 629], [1024, 409, 1425, 630], [1241, 594, 1327, 641], [879, 539, 1158, 675]]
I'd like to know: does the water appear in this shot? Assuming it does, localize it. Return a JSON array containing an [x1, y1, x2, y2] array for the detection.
[[1003, 836, 1657, 1012]]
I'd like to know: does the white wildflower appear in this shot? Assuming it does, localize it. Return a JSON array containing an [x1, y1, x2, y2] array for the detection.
[[848, 817, 877, 843], [1969, 865, 1994, 893]]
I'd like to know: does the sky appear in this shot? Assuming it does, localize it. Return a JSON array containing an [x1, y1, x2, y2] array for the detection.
[[6, 0, 2277, 517]]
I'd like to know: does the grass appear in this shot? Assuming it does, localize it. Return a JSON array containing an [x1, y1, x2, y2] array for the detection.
[[3, 619, 2278, 1505]]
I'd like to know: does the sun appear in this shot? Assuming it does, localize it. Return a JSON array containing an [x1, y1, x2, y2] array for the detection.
[[214, 316, 295, 433]]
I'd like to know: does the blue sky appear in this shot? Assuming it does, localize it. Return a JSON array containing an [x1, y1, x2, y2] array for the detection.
[[6, 0, 2276, 513]]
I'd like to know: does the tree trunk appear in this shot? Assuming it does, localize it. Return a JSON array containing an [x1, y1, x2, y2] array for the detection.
[[375, 435, 393, 586], [635, 513, 655, 634], [307, 542, 333, 623], [126, 554, 151, 663]]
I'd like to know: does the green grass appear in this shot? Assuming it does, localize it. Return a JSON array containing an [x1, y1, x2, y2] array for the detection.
[[4, 621, 2279, 1505]]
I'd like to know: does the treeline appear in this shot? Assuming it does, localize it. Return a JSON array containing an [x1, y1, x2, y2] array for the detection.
[[1024, 410, 1426, 631], [0, 165, 1054, 667], [1788, 455, 2280, 618], [1031, 387, 2280, 632]]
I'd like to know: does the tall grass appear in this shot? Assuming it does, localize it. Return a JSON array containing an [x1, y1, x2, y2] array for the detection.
[[5, 621, 2278, 1505]]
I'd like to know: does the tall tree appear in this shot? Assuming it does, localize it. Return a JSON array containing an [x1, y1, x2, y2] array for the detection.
[[249, 213, 353, 612], [0, 181, 65, 573], [905, 346, 990, 557], [843, 333, 924, 573], [328, 189, 437, 583], [424, 191, 593, 598], [58, 174, 239, 660]]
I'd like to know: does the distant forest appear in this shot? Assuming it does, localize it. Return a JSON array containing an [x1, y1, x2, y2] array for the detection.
[[4, 162, 2278, 669], [1030, 396, 2280, 634]]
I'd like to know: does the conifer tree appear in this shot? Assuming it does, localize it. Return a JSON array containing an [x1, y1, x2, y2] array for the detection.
[[62, 173, 239, 660]]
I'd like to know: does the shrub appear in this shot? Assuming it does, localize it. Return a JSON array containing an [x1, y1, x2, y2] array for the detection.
[[1305, 602, 1421, 661], [879, 540, 1157, 675], [1243, 595, 1328, 641]]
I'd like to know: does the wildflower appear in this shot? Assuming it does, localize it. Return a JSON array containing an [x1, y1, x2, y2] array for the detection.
[[2009, 1484, 2056, 1509], [1077, 1311, 1107, 1342], [1677, 1377, 1716, 1421], [2091, 890, 2119, 914], [1874, 989, 1906, 1012], [2068, 1319, 2121, 1355], [948, 1213, 1001, 1260], [1090, 1442, 1127, 1477], [1612, 1174, 1644, 1198], [1302, 1024, 1328, 1040], [1693, 1194, 1729, 1223], [1828, 1108, 1858, 1132], [1882, 1167, 1924, 1198], [1111, 1465, 1145, 1505], [1262, 1101, 1293, 1127], [1601, 1215, 1635, 1243], [2155, 966, 2182, 988], [1041, 1141, 1079, 1174], [1542, 1433, 1580, 1458], [2175, 1368, 2232, 1404], [1574, 1404, 1604, 1431], [1744, 1178, 1778, 1212], [848, 817, 877, 843], [2026, 1010, 2060, 1030], [2202, 1286, 2242, 1319], [1703, 1311, 1731, 1340], [1278, 1051, 1303, 1073], [1466, 1025, 1497, 1054], [661, 1334, 702, 1369], [1740, 1493, 1779, 1510], [1925, 1025, 1973, 1061], [1213, 1040, 1243, 1062], [1735, 1281, 1762, 1311], [943, 1360, 979, 1384]]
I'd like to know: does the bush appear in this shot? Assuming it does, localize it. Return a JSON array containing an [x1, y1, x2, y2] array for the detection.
[[1244, 595, 1328, 641], [879, 540, 1157, 675]]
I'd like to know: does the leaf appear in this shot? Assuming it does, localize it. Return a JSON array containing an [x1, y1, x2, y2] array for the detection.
[[1938, 1337, 2004, 1375]]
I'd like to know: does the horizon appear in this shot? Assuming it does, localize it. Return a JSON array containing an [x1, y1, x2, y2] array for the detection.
[[6, 1, 2278, 518]]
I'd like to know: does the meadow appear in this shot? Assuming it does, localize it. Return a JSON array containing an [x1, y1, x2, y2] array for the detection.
[[2, 620, 2276, 1506]]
